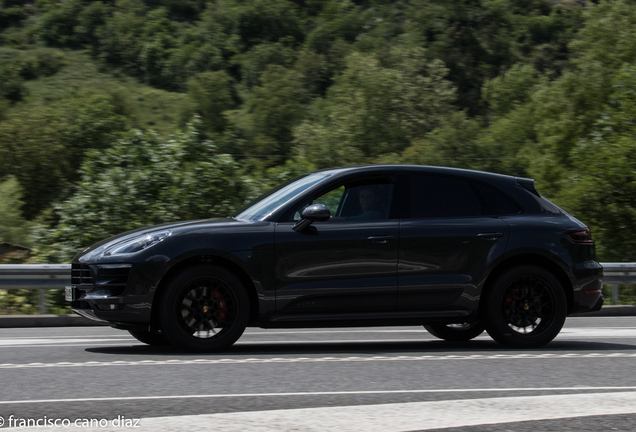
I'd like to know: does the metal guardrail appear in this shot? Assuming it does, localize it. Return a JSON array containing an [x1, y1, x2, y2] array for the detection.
[[601, 263, 636, 306], [0, 264, 70, 314], [0, 263, 635, 313]]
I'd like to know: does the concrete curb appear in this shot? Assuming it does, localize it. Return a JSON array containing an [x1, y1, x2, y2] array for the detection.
[[572, 305, 636, 317], [0, 314, 107, 328], [0, 305, 635, 328]]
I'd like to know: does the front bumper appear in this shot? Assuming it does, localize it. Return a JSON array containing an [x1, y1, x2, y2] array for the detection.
[[68, 261, 157, 326]]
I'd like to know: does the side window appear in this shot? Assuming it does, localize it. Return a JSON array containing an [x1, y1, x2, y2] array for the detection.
[[408, 175, 483, 218], [476, 183, 521, 215], [340, 183, 393, 220], [292, 177, 394, 221], [314, 186, 345, 215]]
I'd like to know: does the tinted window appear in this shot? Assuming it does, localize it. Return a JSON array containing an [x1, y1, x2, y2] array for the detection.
[[291, 176, 394, 221], [476, 183, 521, 215], [408, 175, 483, 218]]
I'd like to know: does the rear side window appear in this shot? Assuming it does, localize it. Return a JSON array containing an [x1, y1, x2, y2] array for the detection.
[[476, 183, 521, 215], [408, 175, 483, 218]]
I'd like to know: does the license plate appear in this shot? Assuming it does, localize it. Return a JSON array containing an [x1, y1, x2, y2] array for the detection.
[[65, 286, 76, 301]]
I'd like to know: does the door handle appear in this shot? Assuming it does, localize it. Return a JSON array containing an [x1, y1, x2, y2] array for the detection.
[[367, 235, 394, 244], [477, 232, 503, 240]]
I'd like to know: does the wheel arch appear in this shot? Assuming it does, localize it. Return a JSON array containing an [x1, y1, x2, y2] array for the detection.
[[149, 255, 260, 332], [479, 253, 574, 317]]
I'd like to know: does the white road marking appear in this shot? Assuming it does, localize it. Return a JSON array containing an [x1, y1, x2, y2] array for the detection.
[[0, 326, 635, 348], [3, 391, 636, 431], [1, 352, 636, 370], [0, 386, 636, 405], [0, 338, 133, 346]]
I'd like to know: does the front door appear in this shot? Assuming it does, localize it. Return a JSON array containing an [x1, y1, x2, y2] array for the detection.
[[274, 175, 399, 315]]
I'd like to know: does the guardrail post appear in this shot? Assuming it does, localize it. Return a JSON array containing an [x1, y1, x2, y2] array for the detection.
[[38, 288, 46, 314], [611, 284, 619, 306]]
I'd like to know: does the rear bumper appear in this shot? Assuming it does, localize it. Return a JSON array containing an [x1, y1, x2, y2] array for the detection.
[[570, 274, 604, 315]]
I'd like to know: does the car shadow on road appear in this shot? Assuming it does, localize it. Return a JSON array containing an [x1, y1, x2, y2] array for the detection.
[[85, 339, 636, 356]]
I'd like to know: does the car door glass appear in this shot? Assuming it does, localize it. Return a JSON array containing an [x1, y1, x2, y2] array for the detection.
[[315, 186, 345, 215], [292, 178, 394, 221], [293, 186, 345, 221], [475, 183, 521, 215], [342, 184, 392, 220], [409, 175, 483, 218]]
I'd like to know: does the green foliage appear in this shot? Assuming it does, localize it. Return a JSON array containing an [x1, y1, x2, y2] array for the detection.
[[0, 95, 128, 218], [185, 70, 235, 134], [232, 39, 296, 88], [34, 119, 248, 262], [0, 176, 32, 246], [401, 111, 484, 169], [0, 289, 39, 314], [228, 65, 308, 160], [32, 0, 84, 47], [404, 0, 584, 114], [557, 64, 636, 262], [483, 64, 539, 117], [0, 3, 28, 28], [294, 48, 455, 167], [0, 65, 25, 102]]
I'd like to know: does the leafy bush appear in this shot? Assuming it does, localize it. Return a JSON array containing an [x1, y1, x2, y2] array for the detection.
[[34, 118, 248, 262]]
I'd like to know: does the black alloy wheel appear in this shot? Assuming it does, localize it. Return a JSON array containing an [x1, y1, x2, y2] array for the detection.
[[485, 265, 567, 348], [424, 322, 485, 342], [128, 330, 171, 346], [159, 264, 250, 352]]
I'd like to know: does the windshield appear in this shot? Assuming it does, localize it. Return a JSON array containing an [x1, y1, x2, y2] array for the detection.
[[235, 173, 329, 221]]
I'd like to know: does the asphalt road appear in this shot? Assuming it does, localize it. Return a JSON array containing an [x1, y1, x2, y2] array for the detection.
[[1, 317, 636, 431]]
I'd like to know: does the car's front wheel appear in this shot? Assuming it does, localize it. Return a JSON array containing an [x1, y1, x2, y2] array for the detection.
[[485, 265, 567, 348], [159, 264, 250, 353], [424, 322, 485, 342]]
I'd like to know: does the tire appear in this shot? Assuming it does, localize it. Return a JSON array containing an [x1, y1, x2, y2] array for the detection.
[[424, 322, 485, 342], [484, 265, 567, 348], [128, 330, 171, 346], [159, 264, 250, 353]]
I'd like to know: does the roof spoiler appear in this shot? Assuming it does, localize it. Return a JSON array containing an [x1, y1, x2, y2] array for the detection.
[[516, 177, 540, 197]]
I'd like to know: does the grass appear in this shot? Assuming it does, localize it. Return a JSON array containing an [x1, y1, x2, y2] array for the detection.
[[3, 47, 188, 135]]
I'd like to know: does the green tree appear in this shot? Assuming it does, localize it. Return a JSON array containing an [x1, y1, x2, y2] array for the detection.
[[35, 120, 248, 262], [0, 176, 32, 246], [228, 65, 308, 160], [557, 65, 636, 262], [185, 70, 235, 134], [0, 95, 128, 218], [294, 48, 455, 167], [403, 0, 584, 115], [526, 0, 636, 194]]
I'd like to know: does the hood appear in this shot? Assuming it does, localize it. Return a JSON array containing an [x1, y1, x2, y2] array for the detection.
[[74, 217, 242, 262]]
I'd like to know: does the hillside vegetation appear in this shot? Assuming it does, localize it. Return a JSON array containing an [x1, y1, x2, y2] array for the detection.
[[1, 0, 636, 268]]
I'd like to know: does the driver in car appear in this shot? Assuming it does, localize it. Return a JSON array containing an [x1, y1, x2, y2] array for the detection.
[[347, 186, 385, 220]]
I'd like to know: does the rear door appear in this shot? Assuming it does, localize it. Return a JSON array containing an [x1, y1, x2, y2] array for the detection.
[[397, 173, 510, 311]]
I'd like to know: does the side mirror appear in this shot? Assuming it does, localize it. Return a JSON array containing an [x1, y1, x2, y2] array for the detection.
[[292, 203, 331, 232]]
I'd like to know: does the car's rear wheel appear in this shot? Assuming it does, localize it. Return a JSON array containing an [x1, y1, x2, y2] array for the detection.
[[159, 264, 249, 353], [424, 322, 485, 342], [485, 265, 567, 348], [128, 330, 171, 346]]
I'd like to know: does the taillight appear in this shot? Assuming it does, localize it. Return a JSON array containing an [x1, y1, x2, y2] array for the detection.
[[565, 228, 594, 244]]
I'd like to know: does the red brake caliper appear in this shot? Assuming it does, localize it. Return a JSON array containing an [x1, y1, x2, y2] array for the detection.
[[213, 290, 227, 320], [504, 288, 519, 304]]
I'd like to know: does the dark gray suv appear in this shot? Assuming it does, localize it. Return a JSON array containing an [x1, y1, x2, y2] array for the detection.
[[67, 165, 604, 352]]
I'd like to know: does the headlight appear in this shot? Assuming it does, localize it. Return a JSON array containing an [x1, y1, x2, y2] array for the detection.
[[103, 230, 172, 256]]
